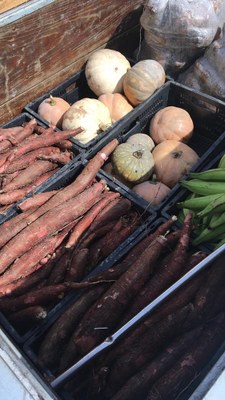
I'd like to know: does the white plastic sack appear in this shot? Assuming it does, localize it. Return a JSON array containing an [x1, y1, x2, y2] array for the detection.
[[139, 0, 225, 76]]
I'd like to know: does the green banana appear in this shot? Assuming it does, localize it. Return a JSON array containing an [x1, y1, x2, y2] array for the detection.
[[177, 209, 187, 224], [218, 154, 225, 168], [189, 168, 225, 182], [192, 223, 225, 246], [209, 211, 225, 229], [180, 179, 225, 196], [177, 193, 222, 211], [197, 193, 225, 218]]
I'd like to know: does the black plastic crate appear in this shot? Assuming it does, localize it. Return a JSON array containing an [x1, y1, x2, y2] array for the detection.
[[50, 246, 225, 400], [0, 112, 82, 224], [24, 65, 170, 157], [24, 69, 95, 154], [21, 214, 216, 386], [88, 81, 225, 214], [0, 159, 156, 345]]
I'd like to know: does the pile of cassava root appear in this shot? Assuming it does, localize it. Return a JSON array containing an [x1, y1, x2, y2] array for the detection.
[[66, 251, 225, 400], [41, 240, 225, 400], [34, 211, 212, 381], [0, 139, 145, 334], [0, 119, 83, 211]]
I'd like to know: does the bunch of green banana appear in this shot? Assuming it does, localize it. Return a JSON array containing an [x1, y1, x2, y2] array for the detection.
[[177, 153, 225, 249]]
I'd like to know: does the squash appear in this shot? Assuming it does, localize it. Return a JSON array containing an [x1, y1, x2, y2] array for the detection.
[[123, 60, 166, 106], [111, 142, 155, 183], [37, 95, 70, 128], [85, 49, 131, 96], [62, 98, 112, 144], [126, 133, 155, 152], [132, 181, 171, 205], [150, 106, 194, 144], [102, 162, 134, 188], [152, 140, 199, 188], [98, 93, 133, 123]]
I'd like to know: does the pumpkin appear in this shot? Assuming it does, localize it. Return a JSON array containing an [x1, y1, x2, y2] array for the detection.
[[123, 60, 166, 106], [62, 98, 112, 144], [152, 140, 199, 188], [37, 95, 70, 128], [98, 93, 133, 123], [126, 133, 155, 152], [149, 106, 194, 144], [132, 181, 171, 205], [111, 142, 155, 183], [85, 49, 131, 96]]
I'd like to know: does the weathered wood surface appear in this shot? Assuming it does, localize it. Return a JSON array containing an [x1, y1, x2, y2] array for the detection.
[[0, 0, 143, 124]]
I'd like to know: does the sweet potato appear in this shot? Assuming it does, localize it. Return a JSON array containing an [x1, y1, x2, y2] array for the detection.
[[0, 223, 74, 295], [25, 140, 119, 226], [38, 284, 110, 370], [194, 253, 225, 312], [1, 160, 57, 192], [78, 198, 132, 248], [0, 208, 39, 248], [2, 146, 60, 174], [65, 192, 120, 249], [104, 304, 193, 397], [108, 326, 204, 400], [0, 280, 113, 313], [47, 250, 73, 284], [0, 119, 37, 153], [8, 127, 83, 161], [0, 180, 106, 274], [93, 250, 206, 390], [8, 305, 47, 329], [0, 187, 37, 205], [4, 243, 67, 297], [59, 235, 171, 371], [121, 214, 193, 323], [87, 211, 140, 270], [37, 150, 72, 165], [145, 311, 225, 400], [0, 166, 59, 206], [18, 190, 58, 212], [65, 248, 89, 282], [0, 171, 19, 188]]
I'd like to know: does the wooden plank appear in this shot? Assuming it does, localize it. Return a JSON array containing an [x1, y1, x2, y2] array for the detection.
[[0, 0, 29, 14], [0, 0, 142, 124]]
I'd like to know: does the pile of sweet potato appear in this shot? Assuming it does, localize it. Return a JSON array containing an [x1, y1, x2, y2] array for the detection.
[[0, 119, 82, 212], [38, 234, 225, 400], [0, 139, 144, 334]]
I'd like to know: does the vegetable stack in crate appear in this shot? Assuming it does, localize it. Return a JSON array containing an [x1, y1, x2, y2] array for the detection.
[[0, 139, 157, 343], [0, 112, 83, 222], [22, 213, 225, 400], [24, 48, 167, 155], [95, 81, 225, 212], [162, 150, 225, 250]]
